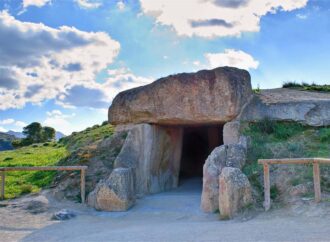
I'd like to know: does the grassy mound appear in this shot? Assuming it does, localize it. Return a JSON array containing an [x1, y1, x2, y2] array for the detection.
[[59, 123, 114, 151], [0, 143, 68, 199], [0, 122, 121, 200], [242, 120, 330, 204], [282, 81, 330, 92]]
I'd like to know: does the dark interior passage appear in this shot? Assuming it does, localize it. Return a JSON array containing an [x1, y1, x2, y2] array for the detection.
[[179, 125, 223, 179]]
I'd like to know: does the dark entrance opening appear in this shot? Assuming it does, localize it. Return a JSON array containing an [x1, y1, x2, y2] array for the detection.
[[179, 125, 223, 180]]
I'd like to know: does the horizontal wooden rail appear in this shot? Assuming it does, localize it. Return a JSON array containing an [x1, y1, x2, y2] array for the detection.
[[258, 158, 330, 165], [0, 166, 87, 203], [258, 158, 330, 211]]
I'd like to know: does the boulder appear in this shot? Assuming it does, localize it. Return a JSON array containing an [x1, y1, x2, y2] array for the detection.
[[87, 168, 135, 211], [201, 146, 227, 212], [223, 121, 241, 145], [219, 167, 253, 219], [109, 67, 252, 125], [225, 144, 246, 169], [201, 143, 247, 212], [239, 88, 330, 126], [22, 196, 49, 214], [51, 209, 76, 220]]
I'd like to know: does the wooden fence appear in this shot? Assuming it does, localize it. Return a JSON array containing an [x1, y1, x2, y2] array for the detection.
[[258, 158, 330, 211], [0, 166, 88, 203]]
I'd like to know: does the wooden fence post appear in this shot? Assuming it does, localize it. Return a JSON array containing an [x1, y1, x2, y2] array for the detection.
[[1, 171, 5, 200], [263, 163, 270, 211], [313, 161, 321, 203], [81, 169, 86, 204]]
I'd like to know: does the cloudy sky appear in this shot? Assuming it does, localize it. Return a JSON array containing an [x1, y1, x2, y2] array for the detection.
[[0, 0, 329, 134]]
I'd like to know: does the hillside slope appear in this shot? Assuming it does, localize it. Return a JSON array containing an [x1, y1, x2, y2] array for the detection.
[[242, 121, 330, 205], [0, 123, 126, 200]]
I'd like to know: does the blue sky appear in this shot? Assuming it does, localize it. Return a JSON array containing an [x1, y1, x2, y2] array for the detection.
[[0, 0, 329, 134]]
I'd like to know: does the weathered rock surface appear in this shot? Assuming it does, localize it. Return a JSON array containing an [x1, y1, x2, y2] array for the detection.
[[87, 168, 135, 211], [201, 146, 227, 212], [109, 67, 252, 125], [51, 209, 76, 220], [223, 121, 241, 145], [52, 131, 127, 201], [219, 167, 252, 219], [201, 143, 247, 212], [114, 124, 183, 197], [22, 196, 49, 214], [239, 88, 330, 126]]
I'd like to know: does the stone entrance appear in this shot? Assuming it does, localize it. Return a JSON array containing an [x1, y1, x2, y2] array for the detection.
[[179, 125, 223, 179], [88, 67, 254, 216]]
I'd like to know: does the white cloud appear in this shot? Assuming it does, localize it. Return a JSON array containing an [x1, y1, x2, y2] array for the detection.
[[117, 1, 125, 11], [0, 126, 7, 132], [44, 110, 76, 135], [296, 13, 308, 19], [15, 121, 27, 127], [205, 49, 259, 70], [139, 0, 308, 38], [0, 11, 120, 110], [0, 119, 27, 131], [0, 119, 15, 125], [105, 68, 153, 100], [75, 0, 102, 9], [22, 0, 50, 8]]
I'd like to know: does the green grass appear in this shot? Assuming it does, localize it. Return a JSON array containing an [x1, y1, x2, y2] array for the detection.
[[0, 122, 117, 200], [59, 123, 114, 151], [282, 81, 330, 92], [0, 143, 68, 199], [242, 120, 330, 203]]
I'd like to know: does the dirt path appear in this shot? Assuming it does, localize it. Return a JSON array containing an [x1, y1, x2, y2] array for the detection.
[[1, 179, 330, 242]]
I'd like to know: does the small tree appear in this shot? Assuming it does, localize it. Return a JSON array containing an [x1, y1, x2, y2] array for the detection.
[[42, 126, 56, 141], [23, 122, 42, 143]]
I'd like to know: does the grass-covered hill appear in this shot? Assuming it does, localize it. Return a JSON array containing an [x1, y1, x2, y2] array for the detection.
[[282, 81, 330, 92], [242, 120, 330, 205], [0, 143, 68, 198], [0, 122, 126, 200]]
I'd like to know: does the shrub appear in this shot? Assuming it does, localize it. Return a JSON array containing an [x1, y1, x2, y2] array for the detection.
[[20, 184, 33, 194], [319, 128, 330, 143], [270, 185, 279, 200], [282, 81, 330, 92], [245, 119, 305, 141], [255, 118, 276, 134], [282, 81, 302, 88], [272, 122, 305, 140]]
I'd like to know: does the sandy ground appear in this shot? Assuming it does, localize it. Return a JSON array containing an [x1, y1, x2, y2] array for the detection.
[[1, 178, 330, 242]]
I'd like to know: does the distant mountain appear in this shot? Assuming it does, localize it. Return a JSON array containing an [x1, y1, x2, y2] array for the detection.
[[55, 131, 66, 140], [6, 130, 25, 139], [0, 132, 15, 151], [6, 130, 66, 141]]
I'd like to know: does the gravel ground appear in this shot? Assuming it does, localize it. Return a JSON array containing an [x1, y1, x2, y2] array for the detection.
[[1, 178, 330, 242]]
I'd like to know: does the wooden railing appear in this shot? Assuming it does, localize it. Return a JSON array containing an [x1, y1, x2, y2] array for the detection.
[[0, 166, 88, 203], [258, 158, 330, 211]]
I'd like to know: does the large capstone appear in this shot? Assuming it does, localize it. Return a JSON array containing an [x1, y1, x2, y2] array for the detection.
[[109, 67, 252, 125]]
